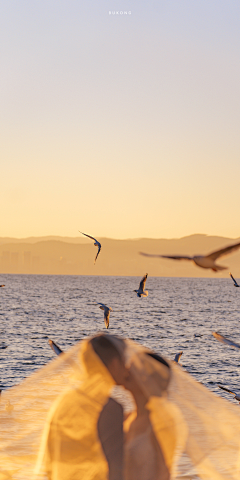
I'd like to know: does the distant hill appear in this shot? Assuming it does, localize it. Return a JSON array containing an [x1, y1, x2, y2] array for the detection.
[[0, 234, 240, 277], [0, 236, 88, 244]]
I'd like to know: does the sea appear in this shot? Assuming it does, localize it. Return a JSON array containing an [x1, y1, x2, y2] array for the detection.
[[0, 274, 240, 402]]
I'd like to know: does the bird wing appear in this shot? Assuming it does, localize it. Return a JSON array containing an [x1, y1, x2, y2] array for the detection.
[[79, 231, 97, 243], [174, 352, 183, 362], [212, 332, 240, 349], [104, 310, 110, 329], [48, 339, 63, 356], [218, 385, 236, 396], [229, 272, 239, 287], [206, 242, 240, 261], [139, 252, 192, 261], [97, 302, 106, 308], [94, 244, 101, 264], [139, 273, 148, 290]]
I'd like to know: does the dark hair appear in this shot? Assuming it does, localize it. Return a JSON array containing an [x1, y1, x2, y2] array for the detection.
[[90, 335, 122, 368], [147, 352, 170, 369]]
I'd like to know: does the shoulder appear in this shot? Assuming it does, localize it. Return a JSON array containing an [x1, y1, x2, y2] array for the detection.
[[50, 388, 83, 424]]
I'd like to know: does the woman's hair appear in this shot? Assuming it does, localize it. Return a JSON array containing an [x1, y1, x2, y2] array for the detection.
[[146, 352, 170, 369], [90, 335, 123, 368]]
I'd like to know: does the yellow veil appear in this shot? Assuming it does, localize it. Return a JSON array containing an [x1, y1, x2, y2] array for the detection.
[[0, 335, 240, 480]]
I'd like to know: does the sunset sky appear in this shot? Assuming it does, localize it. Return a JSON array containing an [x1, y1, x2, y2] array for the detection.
[[1, 1, 240, 239]]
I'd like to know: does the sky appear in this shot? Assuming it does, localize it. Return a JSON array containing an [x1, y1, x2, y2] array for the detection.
[[1, 0, 240, 239]]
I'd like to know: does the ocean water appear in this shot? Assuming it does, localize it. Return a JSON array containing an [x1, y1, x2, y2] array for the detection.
[[0, 274, 240, 404]]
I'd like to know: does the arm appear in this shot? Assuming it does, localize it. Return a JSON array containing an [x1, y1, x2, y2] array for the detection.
[[97, 398, 124, 480]]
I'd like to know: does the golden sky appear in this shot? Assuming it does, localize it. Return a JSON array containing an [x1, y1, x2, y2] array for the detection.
[[1, 1, 240, 239]]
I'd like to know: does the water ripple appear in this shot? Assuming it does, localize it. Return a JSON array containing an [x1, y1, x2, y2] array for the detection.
[[0, 274, 239, 405]]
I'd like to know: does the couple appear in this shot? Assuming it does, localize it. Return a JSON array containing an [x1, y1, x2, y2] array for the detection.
[[40, 334, 179, 480]]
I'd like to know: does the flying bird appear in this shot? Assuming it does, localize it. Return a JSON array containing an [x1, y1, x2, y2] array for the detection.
[[140, 241, 240, 272], [134, 274, 148, 298], [80, 232, 101, 264], [212, 332, 240, 349], [48, 339, 64, 356], [173, 351, 183, 363], [0, 285, 5, 287], [218, 385, 240, 403], [229, 272, 239, 287], [97, 303, 112, 329]]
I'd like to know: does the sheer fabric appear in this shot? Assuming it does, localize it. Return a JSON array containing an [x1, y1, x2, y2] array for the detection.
[[0, 335, 240, 480]]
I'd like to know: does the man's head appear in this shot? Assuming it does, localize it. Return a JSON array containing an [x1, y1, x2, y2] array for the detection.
[[90, 335, 129, 385]]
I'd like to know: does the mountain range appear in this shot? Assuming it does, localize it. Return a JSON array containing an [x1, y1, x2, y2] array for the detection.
[[0, 234, 240, 277]]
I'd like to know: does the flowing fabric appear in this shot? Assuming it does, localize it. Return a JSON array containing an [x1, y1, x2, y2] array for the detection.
[[0, 335, 240, 480]]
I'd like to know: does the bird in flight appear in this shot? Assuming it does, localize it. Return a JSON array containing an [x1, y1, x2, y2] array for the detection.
[[48, 339, 63, 356], [97, 303, 112, 329], [80, 232, 101, 264], [0, 285, 5, 288], [140, 241, 240, 272], [212, 332, 240, 349], [218, 385, 240, 403], [229, 272, 239, 287], [134, 274, 148, 298], [173, 351, 183, 363]]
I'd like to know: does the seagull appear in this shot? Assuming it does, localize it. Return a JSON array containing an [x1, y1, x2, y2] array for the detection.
[[134, 274, 148, 298], [218, 385, 240, 403], [229, 272, 239, 287], [212, 332, 240, 349], [48, 339, 63, 356], [173, 351, 183, 363], [97, 303, 112, 329], [140, 241, 240, 272], [80, 232, 101, 264]]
